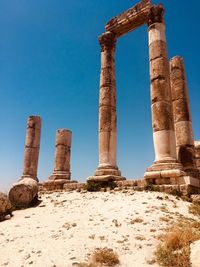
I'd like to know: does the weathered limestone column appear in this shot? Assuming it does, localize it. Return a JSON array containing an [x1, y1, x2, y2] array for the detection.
[[9, 116, 41, 207], [88, 31, 124, 182], [22, 116, 41, 181], [170, 56, 197, 173], [195, 141, 200, 171], [49, 129, 72, 181], [144, 5, 184, 183]]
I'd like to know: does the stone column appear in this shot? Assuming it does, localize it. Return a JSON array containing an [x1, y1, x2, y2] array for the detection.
[[145, 4, 184, 183], [195, 141, 200, 171], [88, 31, 123, 182], [22, 116, 41, 181], [49, 129, 72, 181], [170, 56, 197, 173]]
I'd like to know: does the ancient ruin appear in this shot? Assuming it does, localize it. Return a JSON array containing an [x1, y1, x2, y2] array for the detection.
[[9, 116, 41, 207], [21, 116, 41, 181], [43, 129, 77, 191], [87, 0, 200, 192]]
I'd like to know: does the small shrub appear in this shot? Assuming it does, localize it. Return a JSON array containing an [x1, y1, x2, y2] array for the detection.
[[130, 218, 143, 224], [135, 235, 146, 241], [144, 184, 160, 192], [171, 189, 182, 198], [79, 247, 120, 267], [92, 247, 119, 266], [155, 222, 200, 267], [159, 216, 170, 223], [85, 181, 117, 192]]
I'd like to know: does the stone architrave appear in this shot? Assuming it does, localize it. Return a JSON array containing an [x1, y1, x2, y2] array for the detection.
[[144, 5, 185, 184], [49, 129, 72, 181], [170, 56, 197, 174], [22, 116, 41, 181], [195, 141, 200, 171], [88, 32, 124, 182]]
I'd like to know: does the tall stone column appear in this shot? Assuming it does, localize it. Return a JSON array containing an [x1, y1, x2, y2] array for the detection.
[[22, 116, 41, 181], [170, 56, 197, 174], [145, 4, 184, 183], [49, 129, 72, 181], [88, 31, 123, 182]]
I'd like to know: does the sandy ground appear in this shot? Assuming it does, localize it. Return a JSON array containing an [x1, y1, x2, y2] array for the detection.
[[0, 190, 197, 267]]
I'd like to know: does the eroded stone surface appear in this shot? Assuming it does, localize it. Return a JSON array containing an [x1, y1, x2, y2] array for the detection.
[[49, 129, 72, 181], [170, 56, 196, 172], [22, 116, 41, 181]]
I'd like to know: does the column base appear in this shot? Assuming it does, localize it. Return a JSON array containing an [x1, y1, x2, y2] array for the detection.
[[48, 171, 71, 181], [144, 160, 186, 185], [42, 179, 77, 191], [20, 175, 39, 182], [88, 166, 125, 182]]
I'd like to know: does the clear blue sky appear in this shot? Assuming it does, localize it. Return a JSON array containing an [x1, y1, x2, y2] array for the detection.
[[0, 0, 200, 191]]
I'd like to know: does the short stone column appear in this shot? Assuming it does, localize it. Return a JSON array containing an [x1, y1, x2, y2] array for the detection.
[[22, 116, 41, 181], [88, 31, 124, 182], [49, 129, 72, 181], [170, 56, 197, 173], [195, 141, 200, 171], [144, 4, 184, 183]]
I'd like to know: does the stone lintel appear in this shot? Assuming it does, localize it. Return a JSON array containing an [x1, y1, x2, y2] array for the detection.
[[105, 0, 152, 37]]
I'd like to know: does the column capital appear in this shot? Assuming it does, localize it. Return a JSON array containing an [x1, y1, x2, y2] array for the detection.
[[148, 4, 164, 26], [99, 31, 116, 52]]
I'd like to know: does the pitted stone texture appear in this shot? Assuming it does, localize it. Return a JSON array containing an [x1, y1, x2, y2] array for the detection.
[[150, 78, 171, 104], [151, 102, 173, 131], [0, 192, 12, 221], [50, 129, 72, 181], [149, 40, 167, 61], [170, 56, 196, 171], [150, 57, 169, 81], [175, 121, 194, 146], [173, 98, 191, 122], [22, 116, 41, 181], [177, 145, 196, 170]]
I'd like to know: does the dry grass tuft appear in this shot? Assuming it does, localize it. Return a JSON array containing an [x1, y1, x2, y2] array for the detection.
[[189, 203, 200, 216], [155, 221, 200, 267], [130, 218, 143, 224], [78, 247, 120, 267]]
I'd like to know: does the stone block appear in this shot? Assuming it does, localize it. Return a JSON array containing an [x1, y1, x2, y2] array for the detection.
[[150, 57, 169, 81], [150, 78, 170, 104], [151, 101, 173, 131], [99, 106, 112, 132], [173, 98, 191, 123], [175, 121, 194, 146], [149, 40, 167, 61], [177, 145, 196, 169]]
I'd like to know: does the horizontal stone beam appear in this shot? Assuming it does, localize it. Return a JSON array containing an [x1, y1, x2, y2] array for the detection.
[[105, 0, 152, 37]]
